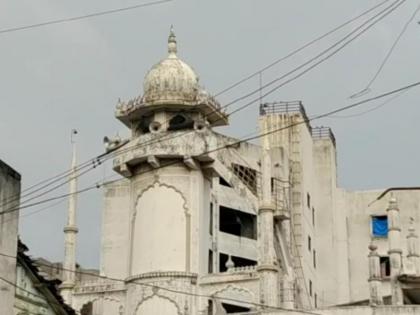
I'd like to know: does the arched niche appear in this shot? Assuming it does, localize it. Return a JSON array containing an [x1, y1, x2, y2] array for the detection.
[[131, 184, 188, 275], [135, 295, 180, 315]]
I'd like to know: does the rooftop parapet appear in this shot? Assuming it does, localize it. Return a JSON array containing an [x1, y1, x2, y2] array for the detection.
[[259, 101, 311, 132], [311, 126, 336, 147]]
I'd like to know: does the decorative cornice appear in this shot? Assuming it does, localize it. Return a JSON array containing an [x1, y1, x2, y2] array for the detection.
[[126, 271, 198, 283]]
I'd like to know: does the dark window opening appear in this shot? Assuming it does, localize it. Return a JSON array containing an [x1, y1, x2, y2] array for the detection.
[[308, 236, 311, 251], [208, 300, 213, 315], [208, 250, 214, 274], [219, 206, 257, 239], [309, 280, 313, 297], [222, 303, 251, 314], [380, 256, 391, 278], [307, 193, 311, 208], [137, 115, 153, 134], [209, 202, 213, 235], [313, 250, 316, 269], [219, 177, 232, 187], [168, 114, 194, 131], [219, 253, 257, 272], [372, 215, 388, 237], [232, 163, 257, 194], [314, 293, 318, 308]]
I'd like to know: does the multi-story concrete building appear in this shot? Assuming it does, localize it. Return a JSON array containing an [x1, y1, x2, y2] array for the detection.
[[55, 30, 420, 315]]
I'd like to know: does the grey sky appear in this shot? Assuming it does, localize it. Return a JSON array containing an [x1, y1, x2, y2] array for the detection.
[[1, 0, 419, 268]]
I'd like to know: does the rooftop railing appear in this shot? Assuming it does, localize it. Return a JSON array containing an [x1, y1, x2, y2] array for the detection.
[[311, 126, 336, 147], [259, 101, 311, 132]]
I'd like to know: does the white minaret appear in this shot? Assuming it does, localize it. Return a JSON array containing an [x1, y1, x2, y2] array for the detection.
[[60, 129, 79, 305], [257, 119, 279, 309]]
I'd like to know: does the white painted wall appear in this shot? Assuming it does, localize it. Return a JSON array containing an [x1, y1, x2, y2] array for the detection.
[[132, 184, 187, 274], [101, 180, 130, 279]]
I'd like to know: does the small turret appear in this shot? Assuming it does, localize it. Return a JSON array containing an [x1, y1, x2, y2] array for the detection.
[[407, 218, 420, 275], [368, 242, 383, 306], [386, 195, 403, 305]]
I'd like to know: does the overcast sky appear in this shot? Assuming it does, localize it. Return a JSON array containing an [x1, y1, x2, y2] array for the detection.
[[1, 0, 419, 268]]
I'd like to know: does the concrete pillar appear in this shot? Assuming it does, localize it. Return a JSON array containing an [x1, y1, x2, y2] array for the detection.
[[61, 138, 79, 305], [386, 196, 403, 305], [407, 218, 420, 275], [368, 243, 383, 306], [257, 121, 279, 309]]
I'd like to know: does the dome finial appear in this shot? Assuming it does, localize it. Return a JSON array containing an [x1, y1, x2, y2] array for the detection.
[[168, 25, 177, 57]]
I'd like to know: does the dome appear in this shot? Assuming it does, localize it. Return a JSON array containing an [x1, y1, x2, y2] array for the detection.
[[142, 28, 200, 105]]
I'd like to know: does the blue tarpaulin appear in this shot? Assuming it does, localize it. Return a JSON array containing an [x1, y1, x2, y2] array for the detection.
[[372, 216, 388, 237]]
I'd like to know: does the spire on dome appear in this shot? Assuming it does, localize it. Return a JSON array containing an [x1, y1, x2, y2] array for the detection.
[[168, 25, 177, 57]]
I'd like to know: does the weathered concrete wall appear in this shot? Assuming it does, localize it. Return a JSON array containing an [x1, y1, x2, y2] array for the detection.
[[340, 189, 420, 303], [101, 179, 130, 279], [313, 138, 337, 306], [0, 160, 21, 315], [14, 264, 64, 315]]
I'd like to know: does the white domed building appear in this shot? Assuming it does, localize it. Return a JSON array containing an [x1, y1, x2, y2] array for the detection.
[[56, 29, 420, 315]]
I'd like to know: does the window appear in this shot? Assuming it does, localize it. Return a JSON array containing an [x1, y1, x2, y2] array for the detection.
[[208, 300, 213, 315], [208, 250, 214, 273], [308, 236, 312, 251], [314, 293, 318, 308], [380, 256, 391, 278], [312, 207, 315, 226], [209, 203, 213, 235], [307, 193, 311, 208], [313, 250, 316, 269], [309, 280, 313, 297], [372, 215, 388, 237], [219, 206, 257, 239]]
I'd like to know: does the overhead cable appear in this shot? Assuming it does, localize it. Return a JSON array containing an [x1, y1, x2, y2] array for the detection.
[[350, 1, 420, 98], [2, 79, 420, 216], [0, 0, 173, 35], [215, 0, 393, 96], [0, 0, 405, 208]]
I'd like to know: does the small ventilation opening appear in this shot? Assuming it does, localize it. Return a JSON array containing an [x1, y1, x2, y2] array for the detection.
[[219, 253, 257, 272], [219, 206, 256, 239]]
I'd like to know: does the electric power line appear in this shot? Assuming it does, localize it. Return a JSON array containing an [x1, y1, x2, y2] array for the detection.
[[0, 0, 173, 35], [2, 80, 420, 216], [350, 1, 420, 98], [225, 0, 407, 116], [215, 0, 393, 97], [0, 0, 406, 211]]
